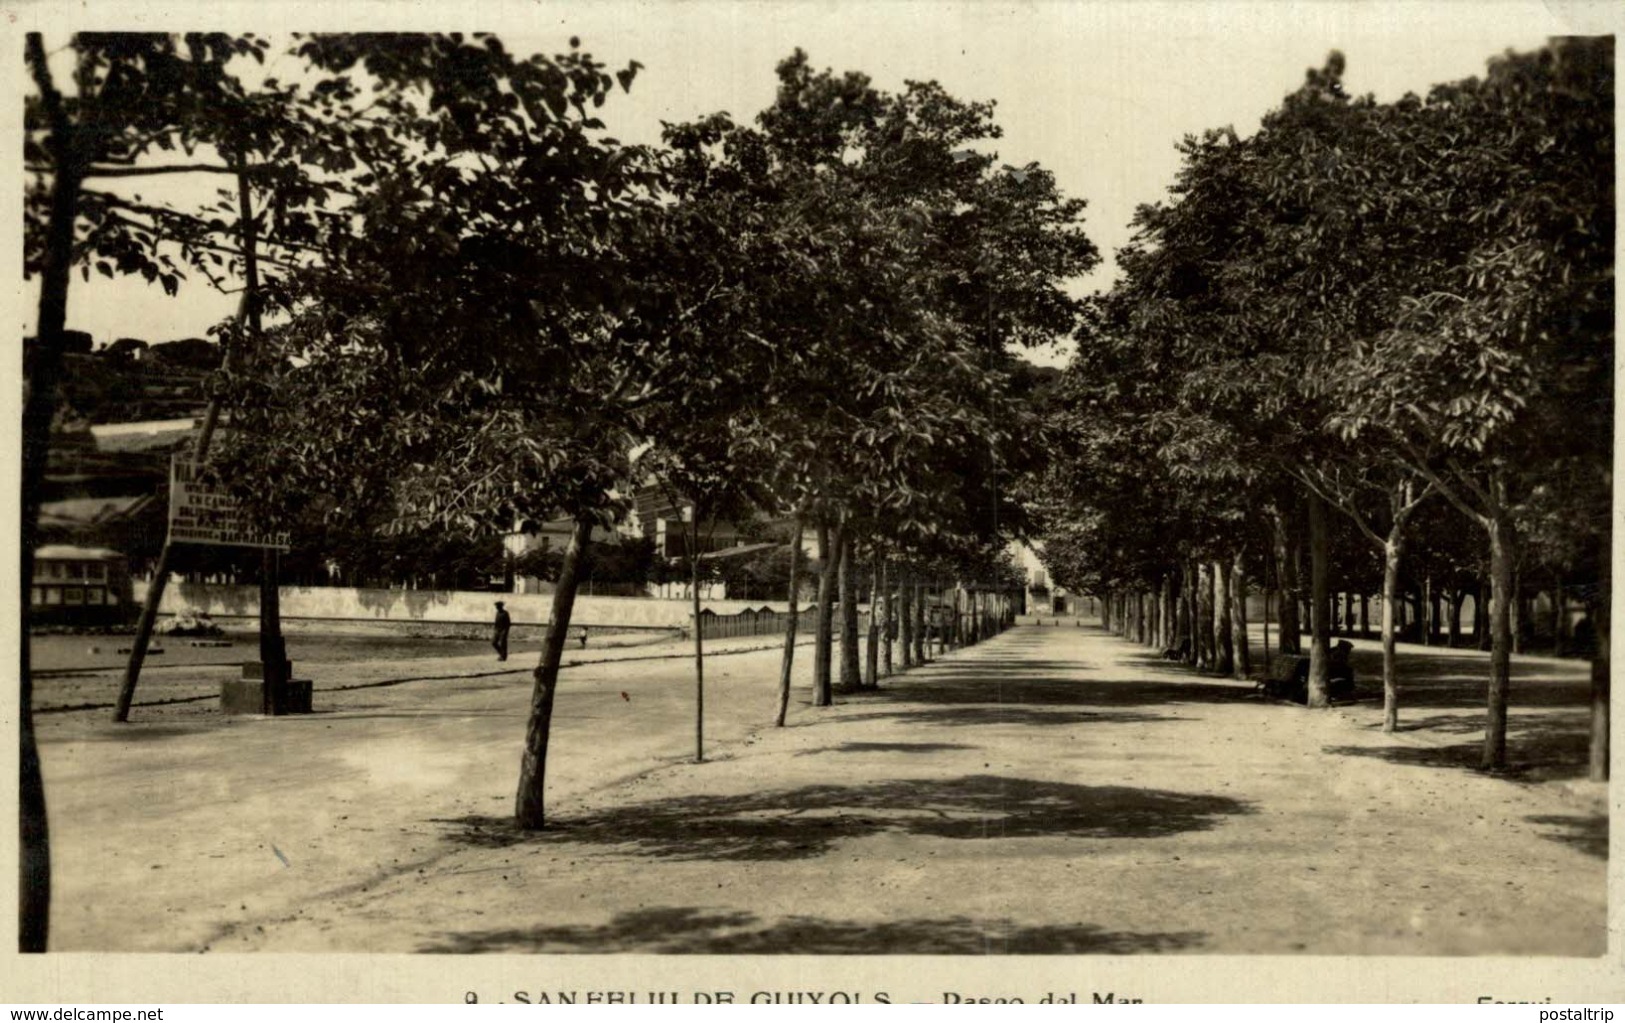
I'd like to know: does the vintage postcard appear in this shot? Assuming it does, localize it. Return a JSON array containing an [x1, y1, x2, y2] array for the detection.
[[5, 0, 1621, 1004]]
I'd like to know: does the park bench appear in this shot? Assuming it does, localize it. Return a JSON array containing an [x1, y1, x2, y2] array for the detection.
[[1257, 641, 1356, 703]]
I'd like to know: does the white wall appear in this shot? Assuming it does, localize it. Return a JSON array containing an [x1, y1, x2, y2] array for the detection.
[[136, 581, 801, 628]]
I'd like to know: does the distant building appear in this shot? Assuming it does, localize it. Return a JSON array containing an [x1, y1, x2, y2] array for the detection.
[[30, 544, 134, 624], [1011, 541, 1074, 615]]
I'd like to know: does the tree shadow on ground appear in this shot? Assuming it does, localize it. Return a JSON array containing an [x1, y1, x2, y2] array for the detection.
[[418, 906, 1207, 954], [878, 672, 1256, 710], [1394, 711, 1590, 737], [793, 741, 978, 756], [67, 722, 223, 741], [307, 708, 519, 721], [1525, 814, 1608, 859], [1339, 648, 1591, 710], [831, 706, 1187, 729], [435, 775, 1250, 862], [1323, 716, 1592, 781]]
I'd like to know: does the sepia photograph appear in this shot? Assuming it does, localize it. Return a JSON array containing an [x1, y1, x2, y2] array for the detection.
[[8, 0, 1620, 1004]]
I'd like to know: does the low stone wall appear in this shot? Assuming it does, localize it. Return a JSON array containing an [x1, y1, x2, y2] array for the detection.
[[135, 581, 798, 630], [1014, 614, 1095, 627]]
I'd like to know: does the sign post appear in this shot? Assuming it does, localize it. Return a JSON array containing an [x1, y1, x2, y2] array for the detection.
[[168, 456, 290, 550], [167, 457, 308, 716]]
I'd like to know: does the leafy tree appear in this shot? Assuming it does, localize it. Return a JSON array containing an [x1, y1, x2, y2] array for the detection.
[[216, 33, 657, 829], [22, 29, 289, 952], [1326, 37, 1613, 771]]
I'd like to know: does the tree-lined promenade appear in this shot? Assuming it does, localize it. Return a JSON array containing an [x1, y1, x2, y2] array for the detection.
[[32, 623, 1604, 955], [1036, 39, 1611, 779], [23, 29, 1611, 957]]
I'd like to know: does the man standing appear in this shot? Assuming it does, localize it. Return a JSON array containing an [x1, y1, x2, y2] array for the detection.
[[492, 600, 512, 662]]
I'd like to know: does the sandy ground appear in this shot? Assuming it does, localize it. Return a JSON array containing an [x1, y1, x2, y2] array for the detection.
[[33, 624, 1606, 955]]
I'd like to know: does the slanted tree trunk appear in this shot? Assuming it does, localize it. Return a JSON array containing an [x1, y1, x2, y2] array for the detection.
[[515, 514, 594, 829], [120, 165, 265, 721], [838, 535, 860, 690], [1214, 560, 1233, 676], [774, 513, 804, 727], [1230, 552, 1250, 679], [1306, 492, 1332, 708]]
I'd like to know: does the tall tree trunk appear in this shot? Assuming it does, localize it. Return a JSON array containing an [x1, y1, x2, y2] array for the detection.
[[774, 514, 803, 727], [1429, 583, 1443, 648], [1196, 563, 1215, 671], [838, 535, 860, 689], [20, 35, 87, 951], [900, 571, 916, 665], [1262, 583, 1273, 675], [258, 549, 285, 700], [1230, 552, 1250, 679], [1589, 531, 1610, 781], [1360, 594, 1371, 640], [1551, 575, 1566, 656], [515, 514, 594, 829], [1483, 510, 1515, 769], [1512, 571, 1527, 656], [245, 165, 284, 701], [690, 516, 705, 762], [1176, 565, 1193, 662], [1167, 575, 1178, 652], [865, 559, 882, 687], [1273, 506, 1303, 655], [882, 568, 894, 676], [813, 520, 841, 706], [1447, 590, 1464, 648], [1306, 492, 1331, 708], [1476, 566, 1492, 651], [1420, 576, 1432, 646], [913, 578, 928, 663], [1380, 534, 1403, 733], [1213, 560, 1233, 676]]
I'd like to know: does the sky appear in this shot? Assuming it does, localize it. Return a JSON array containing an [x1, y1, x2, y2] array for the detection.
[[16, 0, 1613, 367]]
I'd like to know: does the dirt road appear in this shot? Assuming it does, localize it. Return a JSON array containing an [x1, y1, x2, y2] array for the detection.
[[35, 625, 1605, 954]]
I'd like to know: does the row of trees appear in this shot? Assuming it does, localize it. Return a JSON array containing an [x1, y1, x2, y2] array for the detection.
[[23, 32, 1081, 949], [1037, 40, 1611, 777], [195, 41, 1091, 828]]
